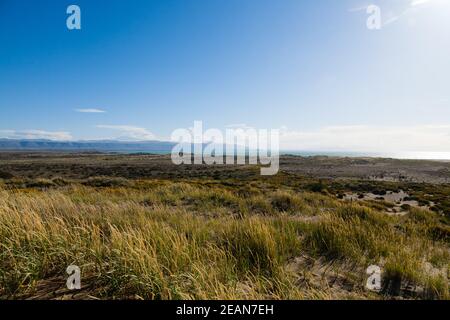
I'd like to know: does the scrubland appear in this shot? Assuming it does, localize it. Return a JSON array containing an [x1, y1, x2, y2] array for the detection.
[[0, 172, 448, 300]]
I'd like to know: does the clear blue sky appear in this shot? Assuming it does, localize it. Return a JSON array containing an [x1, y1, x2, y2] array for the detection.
[[1, 0, 449, 153]]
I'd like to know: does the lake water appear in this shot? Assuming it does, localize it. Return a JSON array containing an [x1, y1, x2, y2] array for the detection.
[[282, 151, 450, 160]]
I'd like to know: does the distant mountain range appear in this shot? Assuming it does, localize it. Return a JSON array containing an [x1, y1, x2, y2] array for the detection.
[[0, 139, 176, 153]]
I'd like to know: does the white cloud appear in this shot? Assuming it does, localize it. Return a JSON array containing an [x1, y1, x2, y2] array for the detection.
[[225, 123, 255, 130], [411, 0, 431, 7], [75, 108, 106, 113], [348, 5, 371, 12], [279, 125, 450, 153], [382, 0, 425, 26], [96, 125, 156, 141], [214, 123, 450, 155], [0, 129, 73, 141]]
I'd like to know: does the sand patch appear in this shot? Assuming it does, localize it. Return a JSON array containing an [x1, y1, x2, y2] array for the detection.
[[342, 190, 430, 215]]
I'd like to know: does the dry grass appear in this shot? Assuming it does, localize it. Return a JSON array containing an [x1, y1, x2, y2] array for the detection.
[[0, 180, 448, 300]]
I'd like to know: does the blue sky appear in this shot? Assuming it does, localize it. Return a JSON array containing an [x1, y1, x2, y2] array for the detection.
[[1, 0, 449, 153]]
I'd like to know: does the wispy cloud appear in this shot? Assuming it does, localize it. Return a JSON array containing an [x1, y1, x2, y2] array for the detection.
[[225, 123, 255, 130], [75, 108, 106, 113], [411, 0, 431, 6], [348, 4, 371, 12], [96, 125, 156, 141], [0, 129, 73, 141], [382, 0, 424, 27]]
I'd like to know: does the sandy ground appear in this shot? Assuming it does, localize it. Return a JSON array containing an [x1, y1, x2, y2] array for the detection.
[[343, 190, 432, 216]]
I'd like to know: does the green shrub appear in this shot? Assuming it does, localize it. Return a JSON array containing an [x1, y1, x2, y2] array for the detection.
[[0, 170, 14, 180], [25, 178, 56, 189], [82, 176, 130, 188]]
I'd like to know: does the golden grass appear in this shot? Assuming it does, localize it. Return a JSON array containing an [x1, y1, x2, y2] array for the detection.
[[0, 181, 448, 300]]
